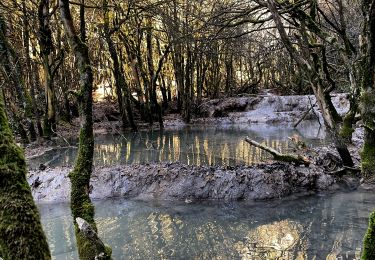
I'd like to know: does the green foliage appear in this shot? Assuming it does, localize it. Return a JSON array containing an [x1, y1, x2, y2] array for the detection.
[[362, 211, 375, 259], [339, 116, 355, 142]]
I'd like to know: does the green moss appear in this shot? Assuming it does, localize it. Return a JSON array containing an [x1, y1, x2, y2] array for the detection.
[[0, 93, 51, 259], [361, 91, 375, 130], [75, 227, 111, 260], [361, 142, 375, 178], [340, 122, 355, 142], [362, 211, 375, 259]]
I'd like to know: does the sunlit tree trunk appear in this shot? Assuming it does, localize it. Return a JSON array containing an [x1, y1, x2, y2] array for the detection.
[[0, 14, 36, 143], [21, 0, 38, 141], [103, 0, 137, 131], [38, 0, 57, 138], [58, 0, 111, 259]]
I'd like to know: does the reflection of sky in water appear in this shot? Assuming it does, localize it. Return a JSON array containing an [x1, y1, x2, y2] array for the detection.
[[39, 189, 372, 260], [28, 122, 326, 169]]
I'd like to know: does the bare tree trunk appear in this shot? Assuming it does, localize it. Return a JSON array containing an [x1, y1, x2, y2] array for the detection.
[[39, 0, 57, 138], [103, 0, 137, 131], [22, 0, 37, 141], [0, 14, 35, 143], [59, 0, 111, 259], [267, 0, 354, 167]]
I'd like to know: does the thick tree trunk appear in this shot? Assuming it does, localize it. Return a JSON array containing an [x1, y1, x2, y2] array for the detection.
[[59, 0, 111, 259], [360, 1, 375, 258], [360, 0, 375, 179], [0, 91, 51, 259]]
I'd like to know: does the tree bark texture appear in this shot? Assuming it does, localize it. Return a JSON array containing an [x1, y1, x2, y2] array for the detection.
[[0, 91, 50, 259], [39, 0, 57, 137], [361, 1, 375, 258], [59, 0, 111, 259], [267, 0, 354, 167]]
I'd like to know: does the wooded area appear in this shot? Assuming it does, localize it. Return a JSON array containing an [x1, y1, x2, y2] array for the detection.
[[1, 0, 375, 259]]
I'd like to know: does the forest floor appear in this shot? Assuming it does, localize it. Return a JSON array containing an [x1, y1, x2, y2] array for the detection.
[[25, 93, 369, 203]]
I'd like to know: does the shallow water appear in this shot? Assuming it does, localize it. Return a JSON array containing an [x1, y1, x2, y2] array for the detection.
[[39, 189, 373, 260], [28, 122, 326, 169]]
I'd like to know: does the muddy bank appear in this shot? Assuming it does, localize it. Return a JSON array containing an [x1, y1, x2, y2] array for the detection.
[[28, 160, 360, 203]]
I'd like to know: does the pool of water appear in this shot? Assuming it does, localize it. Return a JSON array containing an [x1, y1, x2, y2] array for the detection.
[[39, 189, 373, 260], [28, 122, 326, 169]]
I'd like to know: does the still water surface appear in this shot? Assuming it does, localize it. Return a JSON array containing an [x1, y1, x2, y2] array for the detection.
[[29, 122, 326, 169], [35, 122, 372, 259], [39, 189, 372, 259]]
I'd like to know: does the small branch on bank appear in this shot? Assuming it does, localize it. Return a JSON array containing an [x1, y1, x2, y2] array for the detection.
[[362, 124, 375, 133], [51, 127, 71, 147], [293, 105, 314, 128], [244, 137, 310, 166], [293, 99, 319, 128]]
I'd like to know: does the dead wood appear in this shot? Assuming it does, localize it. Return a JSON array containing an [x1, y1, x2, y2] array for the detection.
[[245, 137, 310, 166]]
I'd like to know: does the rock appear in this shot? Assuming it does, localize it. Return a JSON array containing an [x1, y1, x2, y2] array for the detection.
[[195, 94, 349, 125], [39, 163, 46, 171]]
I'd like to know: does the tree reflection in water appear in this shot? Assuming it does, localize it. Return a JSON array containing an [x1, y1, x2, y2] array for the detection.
[[29, 123, 326, 169], [39, 189, 371, 259]]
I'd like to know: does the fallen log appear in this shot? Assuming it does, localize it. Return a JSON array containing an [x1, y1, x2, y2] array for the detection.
[[245, 137, 310, 166]]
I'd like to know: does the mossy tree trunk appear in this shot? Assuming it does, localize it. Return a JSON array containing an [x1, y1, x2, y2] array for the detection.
[[361, 0, 375, 179], [0, 90, 50, 258], [58, 0, 111, 259], [361, 1, 375, 259]]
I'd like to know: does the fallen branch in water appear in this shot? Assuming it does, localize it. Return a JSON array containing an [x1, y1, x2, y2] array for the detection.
[[245, 137, 310, 166]]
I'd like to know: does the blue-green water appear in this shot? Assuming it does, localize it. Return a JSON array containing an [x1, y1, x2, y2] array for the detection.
[[40, 189, 373, 259], [29, 122, 326, 169], [34, 123, 372, 259]]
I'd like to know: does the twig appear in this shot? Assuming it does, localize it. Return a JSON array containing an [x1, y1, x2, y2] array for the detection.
[[293, 98, 318, 128], [51, 127, 71, 147]]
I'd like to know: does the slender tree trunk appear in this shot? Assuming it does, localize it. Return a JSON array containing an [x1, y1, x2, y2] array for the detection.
[[22, 0, 37, 141], [59, 1, 111, 259], [0, 14, 36, 143], [39, 0, 57, 137], [103, 1, 127, 130], [267, 0, 354, 167]]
